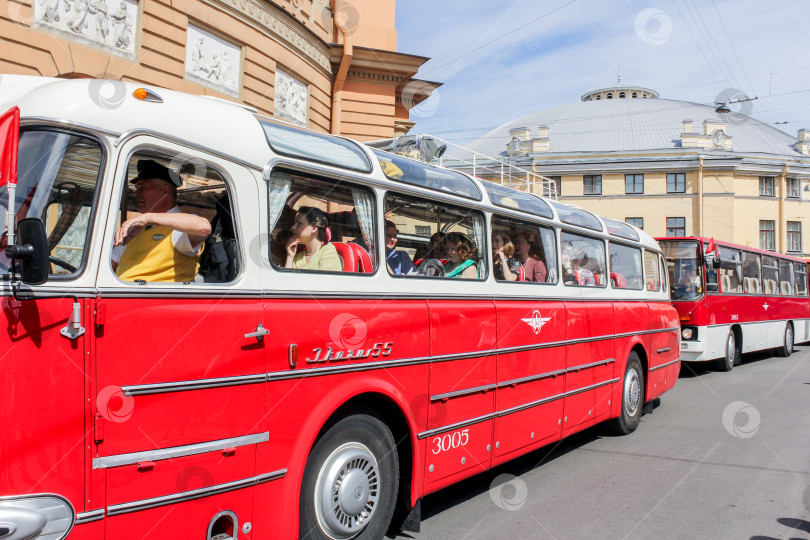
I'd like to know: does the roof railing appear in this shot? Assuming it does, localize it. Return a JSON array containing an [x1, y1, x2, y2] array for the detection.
[[365, 135, 558, 200]]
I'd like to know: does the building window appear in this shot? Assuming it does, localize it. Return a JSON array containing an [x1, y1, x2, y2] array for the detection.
[[584, 175, 602, 195], [543, 176, 562, 198], [787, 221, 802, 252], [666, 217, 686, 237], [606, 93, 613, 99], [631, 92, 638, 98], [760, 220, 775, 251], [667, 173, 686, 193], [619, 92, 626, 98], [787, 177, 800, 199], [759, 176, 775, 197], [414, 225, 431, 237], [626, 217, 643, 229], [625, 174, 644, 194]]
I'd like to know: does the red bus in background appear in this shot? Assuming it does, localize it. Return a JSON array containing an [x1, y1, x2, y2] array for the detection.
[[658, 236, 810, 371]]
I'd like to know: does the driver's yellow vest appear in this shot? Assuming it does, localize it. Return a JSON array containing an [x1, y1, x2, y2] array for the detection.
[[116, 225, 200, 282]]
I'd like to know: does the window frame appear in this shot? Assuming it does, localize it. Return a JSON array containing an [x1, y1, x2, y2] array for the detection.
[[625, 174, 644, 194], [786, 177, 800, 199], [491, 215, 558, 285], [759, 176, 775, 197], [583, 174, 602, 196], [787, 221, 802, 253], [759, 220, 776, 251], [625, 217, 643, 229], [560, 230, 607, 288], [666, 173, 686, 193], [666, 217, 686, 237]]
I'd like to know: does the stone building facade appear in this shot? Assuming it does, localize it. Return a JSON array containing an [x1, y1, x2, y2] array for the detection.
[[0, 0, 436, 140]]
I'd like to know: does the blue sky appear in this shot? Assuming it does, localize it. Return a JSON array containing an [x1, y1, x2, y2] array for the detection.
[[395, 0, 810, 147]]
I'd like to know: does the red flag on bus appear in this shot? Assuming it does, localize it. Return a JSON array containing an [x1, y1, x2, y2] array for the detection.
[[705, 237, 716, 254], [0, 106, 20, 187]]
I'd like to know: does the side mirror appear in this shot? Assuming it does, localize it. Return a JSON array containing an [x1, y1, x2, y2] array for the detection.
[[712, 256, 721, 269], [5, 218, 49, 285]]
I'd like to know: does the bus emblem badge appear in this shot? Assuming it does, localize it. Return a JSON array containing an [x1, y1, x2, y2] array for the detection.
[[522, 310, 551, 334]]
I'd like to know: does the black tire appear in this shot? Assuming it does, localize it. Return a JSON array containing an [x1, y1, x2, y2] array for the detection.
[[607, 352, 644, 435], [299, 414, 399, 540], [775, 323, 794, 357], [716, 329, 737, 372]]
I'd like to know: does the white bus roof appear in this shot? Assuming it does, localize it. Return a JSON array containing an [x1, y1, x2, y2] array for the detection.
[[0, 75, 661, 252]]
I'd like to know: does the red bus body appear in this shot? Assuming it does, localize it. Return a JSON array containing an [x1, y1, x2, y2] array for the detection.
[[658, 236, 809, 369], [0, 76, 681, 539]]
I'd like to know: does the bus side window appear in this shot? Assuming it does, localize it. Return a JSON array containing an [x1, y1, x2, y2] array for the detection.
[[643, 250, 661, 291], [112, 153, 237, 284], [490, 215, 557, 284], [742, 251, 762, 294], [267, 171, 377, 274], [762, 256, 779, 295], [384, 192, 485, 280], [608, 241, 643, 289], [795, 262, 808, 296], [718, 247, 742, 294], [560, 231, 606, 287]]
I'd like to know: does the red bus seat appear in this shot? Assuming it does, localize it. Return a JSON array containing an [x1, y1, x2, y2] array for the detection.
[[348, 242, 373, 273], [610, 272, 627, 288], [331, 242, 357, 272], [517, 265, 525, 282]]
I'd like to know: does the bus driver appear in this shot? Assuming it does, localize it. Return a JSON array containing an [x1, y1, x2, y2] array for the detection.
[[112, 159, 212, 282]]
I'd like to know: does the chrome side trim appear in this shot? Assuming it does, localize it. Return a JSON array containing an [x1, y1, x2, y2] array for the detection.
[[417, 413, 496, 439], [105, 469, 286, 517], [75, 509, 105, 524], [123, 374, 266, 396], [707, 318, 805, 328], [649, 358, 681, 372], [497, 369, 566, 388], [567, 358, 615, 372], [23, 116, 120, 137], [93, 432, 269, 469], [430, 384, 496, 402], [418, 377, 621, 438], [121, 328, 679, 395]]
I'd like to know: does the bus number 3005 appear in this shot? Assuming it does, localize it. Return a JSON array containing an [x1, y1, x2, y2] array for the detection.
[[432, 429, 469, 454]]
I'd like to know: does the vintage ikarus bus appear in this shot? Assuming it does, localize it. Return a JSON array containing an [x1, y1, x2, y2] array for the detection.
[[658, 236, 809, 371], [0, 75, 680, 540]]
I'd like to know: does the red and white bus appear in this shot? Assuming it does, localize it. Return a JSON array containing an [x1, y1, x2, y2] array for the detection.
[[658, 236, 809, 371], [0, 75, 680, 540]]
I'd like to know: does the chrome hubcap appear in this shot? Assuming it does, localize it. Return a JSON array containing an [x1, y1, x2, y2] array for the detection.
[[624, 368, 641, 417], [314, 442, 380, 539]]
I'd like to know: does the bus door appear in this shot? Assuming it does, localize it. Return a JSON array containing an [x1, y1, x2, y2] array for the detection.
[[492, 301, 565, 464], [1, 127, 107, 522], [92, 140, 267, 535], [425, 300, 496, 487], [564, 301, 615, 432]]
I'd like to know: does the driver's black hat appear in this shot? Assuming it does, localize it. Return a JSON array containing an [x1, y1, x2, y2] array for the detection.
[[131, 159, 183, 187]]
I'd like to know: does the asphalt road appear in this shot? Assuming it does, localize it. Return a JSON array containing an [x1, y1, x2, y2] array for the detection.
[[392, 346, 810, 540]]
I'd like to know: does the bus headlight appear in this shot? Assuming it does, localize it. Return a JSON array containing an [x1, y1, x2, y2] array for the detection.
[[682, 328, 694, 340], [0, 494, 74, 540]]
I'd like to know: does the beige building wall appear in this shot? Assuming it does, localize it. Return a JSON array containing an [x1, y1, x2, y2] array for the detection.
[[0, 0, 434, 140]]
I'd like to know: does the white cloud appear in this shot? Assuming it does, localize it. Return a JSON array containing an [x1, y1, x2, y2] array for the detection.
[[397, 0, 810, 145]]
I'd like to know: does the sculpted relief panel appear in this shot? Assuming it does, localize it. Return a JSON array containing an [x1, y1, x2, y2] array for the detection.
[[275, 68, 307, 126], [34, 0, 137, 56], [185, 24, 241, 97]]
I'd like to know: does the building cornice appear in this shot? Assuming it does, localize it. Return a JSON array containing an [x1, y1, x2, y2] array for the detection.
[[329, 45, 431, 81], [206, 0, 332, 74]]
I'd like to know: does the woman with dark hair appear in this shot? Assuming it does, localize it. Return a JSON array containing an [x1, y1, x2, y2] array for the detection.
[[443, 232, 478, 279], [514, 230, 547, 282], [285, 206, 342, 271]]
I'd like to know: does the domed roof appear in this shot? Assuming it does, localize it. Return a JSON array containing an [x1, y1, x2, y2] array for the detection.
[[467, 96, 802, 158]]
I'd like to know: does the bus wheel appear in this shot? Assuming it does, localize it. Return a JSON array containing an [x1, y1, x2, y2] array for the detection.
[[300, 414, 398, 540], [776, 323, 793, 357], [716, 330, 737, 372], [607, 352, 644, 435]]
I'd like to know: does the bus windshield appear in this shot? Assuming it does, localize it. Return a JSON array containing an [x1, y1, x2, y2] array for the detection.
[[661, 240, 703, 300], [0, 129, 103, 276]]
